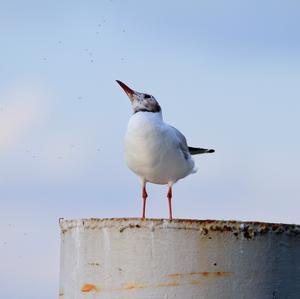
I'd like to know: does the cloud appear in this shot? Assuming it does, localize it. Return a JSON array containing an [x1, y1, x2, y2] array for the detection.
[[0, 84, 47, 150], [39, 129, 99, 181], [0, 82, 100, 182]]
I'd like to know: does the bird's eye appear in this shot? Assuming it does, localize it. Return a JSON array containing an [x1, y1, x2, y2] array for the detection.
[[144, 94, 151, 99]]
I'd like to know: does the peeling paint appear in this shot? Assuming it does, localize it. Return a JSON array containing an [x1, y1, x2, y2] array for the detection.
[[60, 218, 300, 240], [119, 223, 141, 233], [88, 262, 100, 266]]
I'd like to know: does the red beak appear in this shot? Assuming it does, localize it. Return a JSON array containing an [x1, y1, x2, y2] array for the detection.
[[116, 80, 135, 98]]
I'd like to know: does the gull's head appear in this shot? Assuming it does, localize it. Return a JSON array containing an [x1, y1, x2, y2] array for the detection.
[[116, 80, 161, 114]]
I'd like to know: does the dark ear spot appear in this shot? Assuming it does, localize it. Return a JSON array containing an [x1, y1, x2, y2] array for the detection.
[[144, 94, 151, 99]]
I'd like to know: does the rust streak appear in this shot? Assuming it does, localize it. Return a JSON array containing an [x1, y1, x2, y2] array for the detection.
[[157, 281, 180, 287], [190, 279, 201, 285], [123, 282, 146, 290], [168, 271, 233, 278], [215, 271, 233, 277], [167, 273, 181, 278], [81, 283, 101, 292]]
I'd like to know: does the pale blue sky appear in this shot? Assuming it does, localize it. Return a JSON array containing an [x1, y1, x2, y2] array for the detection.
[[0, 1, 300, 298]]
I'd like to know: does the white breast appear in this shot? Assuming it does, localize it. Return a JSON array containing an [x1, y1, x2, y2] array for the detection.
[[125, 112, 195, 185]]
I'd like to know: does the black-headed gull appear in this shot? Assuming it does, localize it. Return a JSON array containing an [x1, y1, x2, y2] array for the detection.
[[116, 80, 214, 220]]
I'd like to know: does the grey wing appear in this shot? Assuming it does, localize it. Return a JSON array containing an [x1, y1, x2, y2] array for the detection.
[[170, 126, 215, 158], [170, 126, 190, 160]]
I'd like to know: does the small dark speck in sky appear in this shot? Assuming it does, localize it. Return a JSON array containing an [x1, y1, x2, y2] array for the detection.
[[75, 96, 86, 103], [76, 96, 85, 102]]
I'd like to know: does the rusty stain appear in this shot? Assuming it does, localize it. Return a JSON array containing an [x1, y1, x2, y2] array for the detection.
[[77, 273, 234, 294], [168, 271, 233, 278], [216, 271, 232, 277], [157, 281, 180, 287], [157, 271, 233, 289], [109, 284, 146, 292], [123, 282, 146, 290], [81, 283, 101, 292], [190, 279, 201, 285], [243, 228, 252, 240]]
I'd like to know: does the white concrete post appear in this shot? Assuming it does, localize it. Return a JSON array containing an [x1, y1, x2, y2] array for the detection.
[[59, 218, 300, 299]]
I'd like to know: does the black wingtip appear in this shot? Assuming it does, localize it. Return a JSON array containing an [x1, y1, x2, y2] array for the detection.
[[188, 147, 215, 155]]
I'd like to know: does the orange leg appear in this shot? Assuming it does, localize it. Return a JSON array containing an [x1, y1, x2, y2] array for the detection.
[[142, 185, 148, 219], [167, 186, 173, 221]]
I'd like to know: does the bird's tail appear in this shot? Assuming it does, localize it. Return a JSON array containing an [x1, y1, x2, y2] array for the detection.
[[188, 146, 215, 155]]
